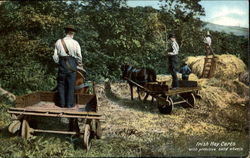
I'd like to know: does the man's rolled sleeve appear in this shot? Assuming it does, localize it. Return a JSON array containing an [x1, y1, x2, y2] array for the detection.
[[168, 52, 175, 55], [53, 48, 59, 64]]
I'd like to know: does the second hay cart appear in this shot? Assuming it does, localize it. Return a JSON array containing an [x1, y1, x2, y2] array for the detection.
[[125, 78, 201, 114]]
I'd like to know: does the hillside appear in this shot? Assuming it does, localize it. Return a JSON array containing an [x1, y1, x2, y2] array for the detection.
[[203, 22, 249, 37]]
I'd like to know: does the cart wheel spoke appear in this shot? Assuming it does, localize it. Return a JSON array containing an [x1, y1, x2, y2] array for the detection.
[[83, 124, 91, 151]]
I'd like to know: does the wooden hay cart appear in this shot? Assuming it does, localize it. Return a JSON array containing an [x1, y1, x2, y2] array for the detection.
[[125, 78, 201, 114], [8, 84, 103, 151]]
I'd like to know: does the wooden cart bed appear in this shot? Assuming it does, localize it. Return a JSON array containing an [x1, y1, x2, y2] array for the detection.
[[8, 90, 103, 151]]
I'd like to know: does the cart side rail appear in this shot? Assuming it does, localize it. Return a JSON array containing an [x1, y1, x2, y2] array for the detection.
[[16, 91, 97, 111], [16, 92, 40, 108]]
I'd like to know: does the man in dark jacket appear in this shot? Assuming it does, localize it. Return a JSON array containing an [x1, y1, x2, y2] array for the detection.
[[166, 33, 179, 89]]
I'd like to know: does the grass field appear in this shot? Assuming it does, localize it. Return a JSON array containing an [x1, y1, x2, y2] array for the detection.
[[0, 77, 249, 157]]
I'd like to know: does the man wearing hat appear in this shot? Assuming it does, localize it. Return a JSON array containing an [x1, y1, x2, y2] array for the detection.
[[166, 33, 179, 89], [204, 31, 212, 57], [53, 25, 82, 108]]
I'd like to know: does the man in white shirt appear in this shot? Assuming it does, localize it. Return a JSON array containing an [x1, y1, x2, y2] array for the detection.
[[53, 25, 82, 108], [166, 33, 179, 89], [204, 31, 212, 57]]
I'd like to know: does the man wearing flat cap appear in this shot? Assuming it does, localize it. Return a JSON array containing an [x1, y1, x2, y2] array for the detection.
[[166, 33, 179, 89], [53, 25, 82, 108]]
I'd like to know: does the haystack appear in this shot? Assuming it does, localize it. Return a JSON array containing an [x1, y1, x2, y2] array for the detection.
[[185, 54, 246, 79], [155, 54, 248, 132]]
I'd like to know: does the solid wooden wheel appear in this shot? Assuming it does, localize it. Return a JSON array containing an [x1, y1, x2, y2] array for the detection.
[[95, 120, 102, 139], [83, 124, 91, 151], [157, 96, 173, 114], [21, 119, 33, 139]]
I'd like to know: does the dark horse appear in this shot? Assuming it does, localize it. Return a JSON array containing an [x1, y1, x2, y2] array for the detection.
[[121, 64, 156, 101]]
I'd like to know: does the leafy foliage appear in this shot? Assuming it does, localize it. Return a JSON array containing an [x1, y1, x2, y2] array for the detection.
[[0, 0, 248, 94]]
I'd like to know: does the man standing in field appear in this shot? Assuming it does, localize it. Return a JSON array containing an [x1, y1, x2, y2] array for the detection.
[[53, 25, 82, 108], [166, 33, 179, 89], [204, 31, 213, 57]]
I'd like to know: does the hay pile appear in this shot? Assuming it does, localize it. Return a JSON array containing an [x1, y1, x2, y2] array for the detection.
[[95, 78, 248, 155], [155, 54, 249, 132], [185, 54, 246, 79]]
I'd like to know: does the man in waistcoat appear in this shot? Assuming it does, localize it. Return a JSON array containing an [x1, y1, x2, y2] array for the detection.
[[166, 33, 179, 89]]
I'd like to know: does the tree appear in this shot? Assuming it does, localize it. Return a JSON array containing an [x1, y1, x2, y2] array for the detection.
[[0, 0, 247, 95]]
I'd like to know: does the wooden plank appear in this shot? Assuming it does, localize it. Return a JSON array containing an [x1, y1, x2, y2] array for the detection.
[[33, 129, 83, 135], [208, 56, 218, 78], [8, 108, 102, 116], [16, 92, 40, 108], [76, 94, 96, 105], [202, 56, 219, 78], [39, 91, 56, 101], [78, 94, 97, 112], [39, 92, 96, 105], [15, 91, 98, 112], [179, 80, 198, 87], [205, 63, 212, 65], [8, 111, 104, 120], [145, 83, 169, 92], [172, 100, 186, 105], [165, 87, 201, 95]]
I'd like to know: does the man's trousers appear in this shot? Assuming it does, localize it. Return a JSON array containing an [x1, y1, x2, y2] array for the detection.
[[57, 56, 77, 108], [168, 55, 179, 88]]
